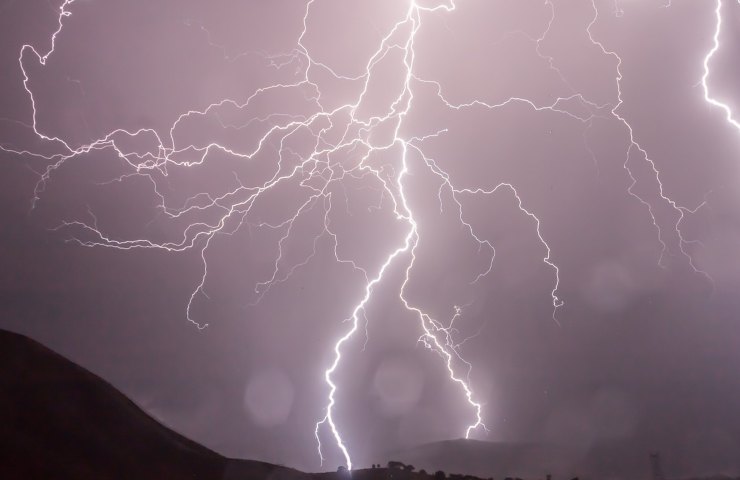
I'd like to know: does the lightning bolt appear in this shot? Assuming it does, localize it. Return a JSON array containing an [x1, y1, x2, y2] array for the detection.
[[313, 3, 493, 468], [702, 0, 740, 132], [0, 0, 719, 471], [586, 0, 712, 280]]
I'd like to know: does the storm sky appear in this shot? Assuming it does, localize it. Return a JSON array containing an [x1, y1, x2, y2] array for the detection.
[[2, 0, 740, 476]]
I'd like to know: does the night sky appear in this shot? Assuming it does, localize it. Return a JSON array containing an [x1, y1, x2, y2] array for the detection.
[[2, 0, 740, 476]]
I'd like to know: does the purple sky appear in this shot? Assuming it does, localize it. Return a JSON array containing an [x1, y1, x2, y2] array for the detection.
[[2, 0, 740, 476]]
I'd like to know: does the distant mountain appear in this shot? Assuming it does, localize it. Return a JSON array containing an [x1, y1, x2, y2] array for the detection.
[[385, 438, 657, 480], [0, 329, 308, 480]]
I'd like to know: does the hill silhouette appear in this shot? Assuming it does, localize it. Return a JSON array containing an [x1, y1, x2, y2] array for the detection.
[[0, 328, 309, 480], [6, 328, 733, 480]]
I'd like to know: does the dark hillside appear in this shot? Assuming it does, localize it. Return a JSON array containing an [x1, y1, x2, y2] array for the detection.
[[0, 328, 305, 480]]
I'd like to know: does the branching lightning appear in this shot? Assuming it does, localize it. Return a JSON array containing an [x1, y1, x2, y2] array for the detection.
[[587, 0, 711, 279], [1, 0, 722, 471]]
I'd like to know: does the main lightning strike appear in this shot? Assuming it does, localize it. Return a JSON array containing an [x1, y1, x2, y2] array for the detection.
[[313, 2, 491, 468]]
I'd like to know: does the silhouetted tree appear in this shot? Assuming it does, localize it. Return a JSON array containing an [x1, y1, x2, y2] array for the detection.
[[435, 470, 446, 480], [404, 464, 415, 472]]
